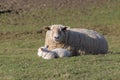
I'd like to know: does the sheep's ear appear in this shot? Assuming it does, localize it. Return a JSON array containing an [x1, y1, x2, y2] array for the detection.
[[44, 26, 51, 30], [62, 26, 70, 31]]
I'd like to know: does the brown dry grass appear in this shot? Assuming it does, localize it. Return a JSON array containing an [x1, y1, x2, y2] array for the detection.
[[0, 0, 116, 10]]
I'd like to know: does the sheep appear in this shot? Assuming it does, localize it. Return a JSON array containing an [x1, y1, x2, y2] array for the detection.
[[37, 46, 56, 59], [37, 45, 71, 59], [44, 24, 108, 56], [52, 48, 71, 58]]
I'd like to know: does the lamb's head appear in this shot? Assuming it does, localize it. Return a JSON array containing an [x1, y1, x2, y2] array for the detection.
[[37, 45, 49, 57], [45, 24, 69, 43]]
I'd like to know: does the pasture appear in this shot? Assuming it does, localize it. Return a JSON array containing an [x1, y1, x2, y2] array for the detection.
[[0, 0, 120, 80]]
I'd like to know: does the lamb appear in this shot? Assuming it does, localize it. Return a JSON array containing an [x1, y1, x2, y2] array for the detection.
[[44, 24, 108, 56], [52, 48, 71, 58], [37, 45, 71, 59], [37, 46, 56, 59]]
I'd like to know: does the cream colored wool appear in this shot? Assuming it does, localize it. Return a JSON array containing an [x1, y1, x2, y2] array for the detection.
[[45, 24, 108, 56]]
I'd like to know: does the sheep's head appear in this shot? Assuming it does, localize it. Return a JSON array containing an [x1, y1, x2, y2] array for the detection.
[[45, 24, 69, 43]]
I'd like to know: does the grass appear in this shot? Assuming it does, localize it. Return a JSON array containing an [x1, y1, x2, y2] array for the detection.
[[0, 6, 120, 34], [0, 52, 120, 80], [0, 0, 120, 80]]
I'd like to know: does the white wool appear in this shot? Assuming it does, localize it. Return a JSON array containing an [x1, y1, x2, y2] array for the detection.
[[37, 46, 71, 59], [37, 46, 56, 59], [52, 48, 71, 57], [37, 46, 48, 57]]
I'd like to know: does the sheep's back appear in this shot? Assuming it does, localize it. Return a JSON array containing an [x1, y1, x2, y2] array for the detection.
[[66, 28, 108, 55]]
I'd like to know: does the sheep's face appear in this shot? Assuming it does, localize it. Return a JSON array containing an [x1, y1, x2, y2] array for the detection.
[[45, 25, 69, 43]]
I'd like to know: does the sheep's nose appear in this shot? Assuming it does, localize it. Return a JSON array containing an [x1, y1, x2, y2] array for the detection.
[[55, 36, 59, 39]]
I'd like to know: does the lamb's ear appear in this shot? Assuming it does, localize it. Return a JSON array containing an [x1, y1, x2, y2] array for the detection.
[[62, 26, 70, 31], [44, 26, 51, 30], [45, 45, 49, 48], [40, 48, 44, 51], [46, 45, 49, 48]]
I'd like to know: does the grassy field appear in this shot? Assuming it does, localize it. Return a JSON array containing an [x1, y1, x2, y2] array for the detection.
[[0, 0, 120, 80]]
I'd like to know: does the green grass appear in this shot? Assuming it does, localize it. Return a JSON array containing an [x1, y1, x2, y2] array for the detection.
[[0, 0, 120, 80], [0, 52, 120, 80]]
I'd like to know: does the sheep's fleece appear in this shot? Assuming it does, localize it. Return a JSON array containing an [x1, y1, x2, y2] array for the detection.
[[45, 24, 108, 56]]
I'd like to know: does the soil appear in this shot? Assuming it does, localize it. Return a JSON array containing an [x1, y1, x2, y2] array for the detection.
[[0, 0, 106, 11]]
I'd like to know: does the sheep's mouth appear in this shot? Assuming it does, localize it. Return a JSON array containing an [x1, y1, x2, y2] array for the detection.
[[53, 38, 61, 43], [55, 39, 60, 42]]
